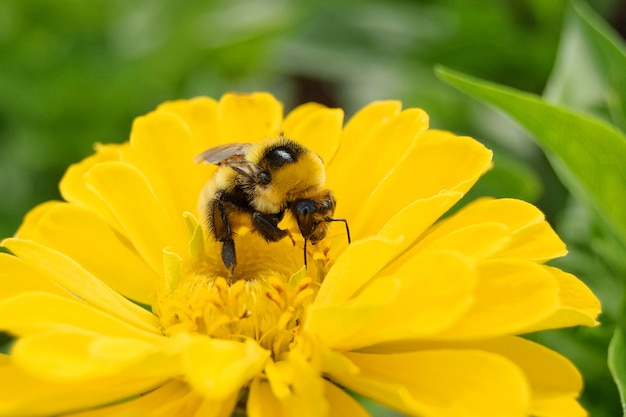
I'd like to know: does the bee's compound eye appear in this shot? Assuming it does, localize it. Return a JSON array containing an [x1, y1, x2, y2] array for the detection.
[[295, 200, 316, 216], [258, 172, 271, 184]]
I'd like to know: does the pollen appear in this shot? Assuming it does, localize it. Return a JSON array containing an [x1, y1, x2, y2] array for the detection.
[[153, 229, 323, 358]]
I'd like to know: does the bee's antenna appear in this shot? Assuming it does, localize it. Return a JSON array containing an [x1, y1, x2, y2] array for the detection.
[[328, 218, 351, 244], [303, 238, 308, 269], [302, 219, 350, 269]]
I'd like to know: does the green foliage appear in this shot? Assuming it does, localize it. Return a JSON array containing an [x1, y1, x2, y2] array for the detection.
[[439, 2, 626, 415], [2, 1, 626, 416], [545, 0, 626, 129], [436, 67, 626, 246], [0, 0, 597, 237], [610, 328, 626, 415]]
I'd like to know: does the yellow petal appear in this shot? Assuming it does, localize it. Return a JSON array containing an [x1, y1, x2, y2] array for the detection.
[[14, 200, 57, 238], [84, 161, 187, 270], [473, 337, 583, 398], [531, 396, 587, 417], [64, 380, 202, 417], [373, 191, 463, 245], [496, 221, 567, 261], [67, 388, 235, 417], [130, 109, 213, 223], [264, 352, 328, 417], [324, 380, 371, 417], [335, 349, 529, 417], [2, 238, 159, 332], [183, 337, 269, 399], [384, 219, 512, 277], [163, 247, 183, 293], [350, 134, 492, 237], [523, 267, 601, 332], [405, 222, 512, 263], [353, 336, 585, 417], [406, 197, 565, 264], [314, 235, 403, 306], [0, 292, 161, 341], [183, 211, 206, 262], [421, 197, 544, 247], [157, 96, 220, 155], [329, 108, 429, 220], [283, 102, 326, 130], [305, 280, 399, 351], [433, 259, 559, 339], [58, 143, 128, 232], [0, 253, 69, 299], [317, 340, 361, 376], [0, 355, 169, 417], [355, 251, 476, 347], [318, 188, 458, 262], [218, 92, 283, 144], [11, 328, 179, 382], [327, 100, 403, 181], [248, 377, 286, 417], [193, 395, 239, 417], [283, 103, 344, 162], [15, 202, 160, 304], [308, 251, 475, 350], [437, 336, 586, 417]]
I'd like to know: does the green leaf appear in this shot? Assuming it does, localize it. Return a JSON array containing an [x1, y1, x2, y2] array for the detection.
[[609, 327, 626, 415], [545, 1, 626, 130], [465, 152, 542, 203], [436, 66, 626, 246], [0, 332, 13, 355]]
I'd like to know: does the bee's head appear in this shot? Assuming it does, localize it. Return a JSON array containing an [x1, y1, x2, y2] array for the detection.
[[248, 139, 327, 213], [291, 191, 336, 243]]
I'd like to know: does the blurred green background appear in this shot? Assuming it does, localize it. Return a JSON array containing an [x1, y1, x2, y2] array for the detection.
[[1, 0, 625, 416], [4, 0, 622, 239]]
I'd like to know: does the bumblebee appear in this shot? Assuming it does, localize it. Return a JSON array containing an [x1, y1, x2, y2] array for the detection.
[[195, 137, 350, 271]]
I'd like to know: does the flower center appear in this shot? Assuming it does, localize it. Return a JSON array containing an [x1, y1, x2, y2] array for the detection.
[[152, 218, 334, 358]]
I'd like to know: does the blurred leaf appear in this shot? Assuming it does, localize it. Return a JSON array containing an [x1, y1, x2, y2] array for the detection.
[[352, 392, 404, 417], [436, 66, 626, 247], [543, 0, 626, 283], [0, 332, 12, 355], [544, 0, 626, 130], [609, 327, 626, 415], [464, 151, 542, 203], [554, 198, 625, 318], [438, 7, 626, 415], [0, 0, 580, 236], [529, 322, 621, 417], [541, 4, 626, 415]]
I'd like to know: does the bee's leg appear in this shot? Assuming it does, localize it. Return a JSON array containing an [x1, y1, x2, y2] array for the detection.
[[252, 212, 292, 243], [209, 198, 237, 270]]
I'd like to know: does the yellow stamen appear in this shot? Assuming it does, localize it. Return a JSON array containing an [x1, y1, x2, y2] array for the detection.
[[154, 241, 324, 359]]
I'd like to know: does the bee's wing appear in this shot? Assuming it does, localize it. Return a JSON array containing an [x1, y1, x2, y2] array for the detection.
[[193, 143, 252, 164], [194, 143, 261, 179]]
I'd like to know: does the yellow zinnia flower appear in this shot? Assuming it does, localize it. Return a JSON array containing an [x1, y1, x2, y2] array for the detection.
[[0, 92, 600, 417]]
